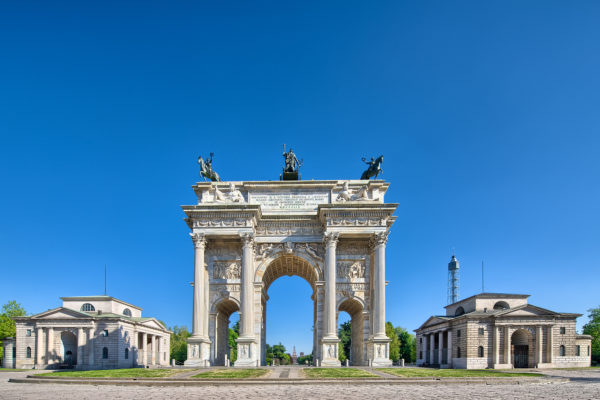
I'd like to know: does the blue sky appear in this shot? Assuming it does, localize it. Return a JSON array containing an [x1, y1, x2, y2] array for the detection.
[[1, 1, 599, 355]]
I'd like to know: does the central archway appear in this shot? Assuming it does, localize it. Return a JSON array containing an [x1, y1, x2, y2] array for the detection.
[[258, 253, 322, 365]]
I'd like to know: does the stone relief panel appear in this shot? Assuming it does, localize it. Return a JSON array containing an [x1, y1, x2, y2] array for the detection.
[[337, 241, 370, 256], [255, 223, 322, 236], [212, 261, 241, 280], [337, 260, 366, 280], [335, 182, 380, 202]]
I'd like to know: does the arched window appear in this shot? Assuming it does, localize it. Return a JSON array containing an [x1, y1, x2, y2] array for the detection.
[[457, 347, 461, 358], [455, 306, 465, 316], [478, 346, 484, 357], [81, 303, 95, 312], [124, 348, 129, 359], [493, 301, 510, 310], [103, 347, 109, 359], [26, 347, 32, 358], [559, 345, 566, 356], [122, 308, 132, 317]]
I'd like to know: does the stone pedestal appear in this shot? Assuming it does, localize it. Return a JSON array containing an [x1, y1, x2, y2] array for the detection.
[[185, 337, 211, 367], [368, 337, 392, 367], [320, 338, 341, 367], [234, 337, 258, 367]]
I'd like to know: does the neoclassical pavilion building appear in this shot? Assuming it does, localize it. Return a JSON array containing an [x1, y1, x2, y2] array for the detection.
[[2, 296, 170, 370], [182, 180, 397, 367], [415, 292, 592, 369]]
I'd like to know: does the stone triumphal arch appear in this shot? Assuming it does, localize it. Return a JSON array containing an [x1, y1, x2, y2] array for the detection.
[[183, 180, 397, 367]]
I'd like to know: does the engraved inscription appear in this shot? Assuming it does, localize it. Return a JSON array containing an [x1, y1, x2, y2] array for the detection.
[[249, 192, 329, 210]]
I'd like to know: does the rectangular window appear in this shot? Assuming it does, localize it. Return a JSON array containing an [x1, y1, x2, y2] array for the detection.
[[419, 338, 422, 344], [457, 330, 461, 338], [478, 328, 485, 336], [419, 351, 423, 359], [26, 329, 31, 337], [576, 345, 580, 356], [560, 327, 566, 334], [103, 329, 109, 337]]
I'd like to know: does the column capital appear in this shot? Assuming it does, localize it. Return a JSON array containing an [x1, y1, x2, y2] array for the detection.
[[240, 233, 255, 248], [370, 231, 388, 249], [190, 233, 207, 249], [323, 232, 339, 248]]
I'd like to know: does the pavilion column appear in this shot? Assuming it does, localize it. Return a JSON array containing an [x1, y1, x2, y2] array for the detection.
[[504, 326, 511, 366], [438, 331, 443, 365], [87, 328, 94, 365], [447, 330, 453, 366], [547, 325, 553, 363], [493, 326, 499, 366], [77, 328, 85, 366], [536, 326, 543, 366], [423, 335, 428, 363], [191, 233, 207, 338], [36, 327, 44, 366], [151, 335, 156, 365], [46, 327, 54, 365], [429, 333, 435, 364], [142, 332, 148, 365]]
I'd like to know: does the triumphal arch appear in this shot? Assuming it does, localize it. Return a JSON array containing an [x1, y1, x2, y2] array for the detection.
[[183, 180, 397, 367]]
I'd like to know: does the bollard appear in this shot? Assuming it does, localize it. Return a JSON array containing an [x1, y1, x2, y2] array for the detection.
[[400, 358, 405, 367], [345, 359, 349, 367]]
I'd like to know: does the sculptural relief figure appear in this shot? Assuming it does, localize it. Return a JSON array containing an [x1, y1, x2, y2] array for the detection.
[[328, 345, 334, 358], [191, 345, 197, 358], [225, 262, 241, 279], [228, 183, 244, 203], [303, 243, 323, 261], [377, 345, 383, 358], [348, 261, 364, 279], [213, 184, 227, 202], [352, 185, 370, 201], [336, 182, 352, 202], [239, 345, 247, 358]]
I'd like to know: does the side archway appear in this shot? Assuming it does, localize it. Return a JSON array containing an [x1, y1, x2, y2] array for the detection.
[[338, 297, 365, 366], [511, 329, 533, 368], [211, 297, 240, 366]]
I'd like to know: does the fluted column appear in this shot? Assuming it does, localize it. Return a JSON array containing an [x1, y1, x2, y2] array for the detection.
[[87, 328, 94, 365], [323, 232, 339, 339], [493, 326, 499, 366], [372, 232, 388, 338], [77, 328, 85, 366], [429, 333, 435, 364], [438, 331, 443, 365], [547, 325, 553, 363], [46, 327, 53, 365], [240, 233, 255, 337], [423, 334, 428, 363], [536, 326, 543, 366], [447, 330, 453, 366], [191, 233, 207, 338], [142, 333, 148, 365], [151, 335, 156, 365], [504, 326, 511, 365], [36, 327, 44, 366]]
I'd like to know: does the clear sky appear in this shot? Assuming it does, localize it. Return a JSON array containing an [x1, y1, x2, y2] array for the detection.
[[1, 1, 599, 355]]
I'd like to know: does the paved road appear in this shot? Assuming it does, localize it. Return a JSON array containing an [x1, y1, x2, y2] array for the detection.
[[1, 369, 599, 400]]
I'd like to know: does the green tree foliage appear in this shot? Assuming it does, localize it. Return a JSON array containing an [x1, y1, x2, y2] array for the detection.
[[169, 326, 191, 363], [297, 353, 313, 365], [228, 321, 240, 362], [0, 300, 26, 359], [270, 342, 289, 365], [338, 321, 351, 363], [395, 326, 417, 363], [583, 306, 600, 364], [386, 321, 400, 362]]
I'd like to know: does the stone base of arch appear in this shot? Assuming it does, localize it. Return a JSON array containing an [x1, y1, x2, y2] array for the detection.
[[320, 337, 341, 367], [367, 337, 392, 367], [185, 337, 211, 367], [234, 337, 259, 367]]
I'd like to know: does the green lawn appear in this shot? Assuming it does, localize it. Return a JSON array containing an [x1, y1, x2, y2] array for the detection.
[[303, 368, 379, 378], [377, 368, 543, 378], [191, 369, 269, 379], [0, 368, 28, 372], [37, 368, 177, 378]]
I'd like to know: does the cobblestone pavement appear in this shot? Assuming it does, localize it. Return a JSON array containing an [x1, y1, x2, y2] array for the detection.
[[1, 369, 599, 400]]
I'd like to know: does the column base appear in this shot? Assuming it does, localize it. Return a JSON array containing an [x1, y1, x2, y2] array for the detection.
[[234, 336, 259, 367], [493, 363, 512, 369], [185, 336, 211, 367], [320, 337, 340, 367], [367, 337, 392, 367]]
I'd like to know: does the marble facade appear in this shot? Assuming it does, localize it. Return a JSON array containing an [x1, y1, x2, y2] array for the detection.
[[183, 180, 398, 367]]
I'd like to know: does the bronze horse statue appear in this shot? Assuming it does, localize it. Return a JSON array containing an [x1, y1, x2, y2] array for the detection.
[[360, 155, 383, 180], [198, 153, 221, 182]]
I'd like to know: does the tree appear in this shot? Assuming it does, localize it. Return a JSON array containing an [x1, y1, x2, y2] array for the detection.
[[271, 342, 288, 364], [583, 306, 600, 364], [395, 326, 416, 363], [0, 301, 26, 359], [338, 321, 351, 363], [169, 326, 191, 363], [228, 321, 240, 362], [297, 353, 313, 365], [386, 322, 400, 362]]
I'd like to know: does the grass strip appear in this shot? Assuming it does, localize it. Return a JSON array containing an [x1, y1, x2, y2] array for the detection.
[[303, 368, 379, 378], [37, 368, 176, 378], [377, 368, 543, 378], [192, 368, 269, 379]]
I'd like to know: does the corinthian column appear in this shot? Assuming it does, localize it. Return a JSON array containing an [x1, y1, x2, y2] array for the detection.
[[372, 232, 388, 338], [323, 232, 339, 339], [191, 233, 207, 338], [240, 233, 255, 337]]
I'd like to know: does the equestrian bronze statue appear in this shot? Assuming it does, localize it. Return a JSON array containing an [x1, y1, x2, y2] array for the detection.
[[360, 155, 383, 180], [198, 152, 221, 182]]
